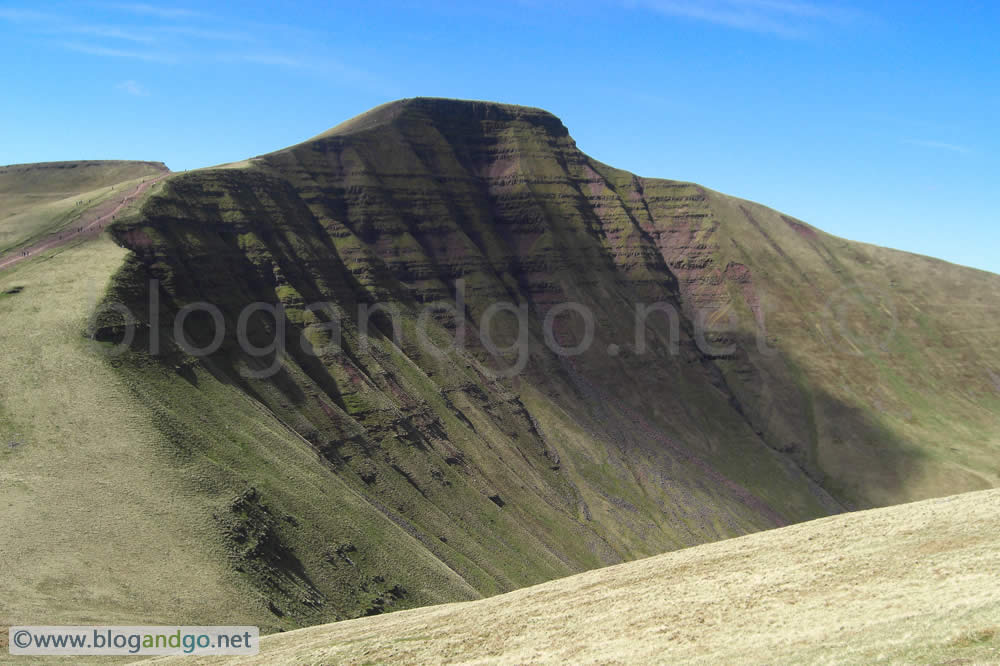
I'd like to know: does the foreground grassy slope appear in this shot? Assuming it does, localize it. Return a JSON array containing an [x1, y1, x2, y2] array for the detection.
[[0, 160, 168, 252], [159, 487, 1000, 665]]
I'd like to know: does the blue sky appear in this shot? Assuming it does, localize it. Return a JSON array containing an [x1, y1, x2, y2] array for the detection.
[[1, 1, 997, 274]]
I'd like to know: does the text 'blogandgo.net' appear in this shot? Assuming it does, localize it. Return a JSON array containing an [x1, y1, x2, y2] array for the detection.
[[8, 626, 259, 656]]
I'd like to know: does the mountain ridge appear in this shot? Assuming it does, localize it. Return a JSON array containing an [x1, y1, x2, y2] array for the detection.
[[2, 97, 996, 634], [98, 97, 997, 621]]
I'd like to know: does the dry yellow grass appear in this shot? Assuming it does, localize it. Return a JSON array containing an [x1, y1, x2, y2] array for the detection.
[[0, 236, 253, 632], [155, 488, 1000, 665]]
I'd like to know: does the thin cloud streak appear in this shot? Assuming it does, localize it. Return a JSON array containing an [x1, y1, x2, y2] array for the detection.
[[224, 53, 306, 68], [102, 3, 204, 19], [626, 0, 863, 38], [0, 8, 57, 22], [155, 25, 252, 42], [62, 24, 157, 43], [1, 7, 248, 45], [0, 8, 157, 43], [219, 52, 368, 78], [6, 5, 384, 90], [903, 139, 971, 154], [732, 0, 857, 20], [59, 41, 178, 63]]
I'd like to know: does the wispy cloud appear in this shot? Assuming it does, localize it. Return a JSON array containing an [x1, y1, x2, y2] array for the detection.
[[59, 41, 177, 63], [101, 3, 203, 19], [219, 51, 368, 79], [61, 24, 156, 43], [5, 4, 381, 89], [117, 79, 149, 96], [0, 7, 159, 44], [0, 5, 250, 47], [626, 0, 863, 38], [155, 25, 251, 42], [903, 139, 971, 154], [223, 53, 306, 68], [0, 8, 57, 22]]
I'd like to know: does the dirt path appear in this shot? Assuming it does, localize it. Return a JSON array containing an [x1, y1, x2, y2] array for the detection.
[[0, 172, 170, 273]]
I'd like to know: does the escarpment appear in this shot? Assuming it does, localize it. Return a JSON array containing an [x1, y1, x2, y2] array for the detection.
[[97, 97, 1000, 624]]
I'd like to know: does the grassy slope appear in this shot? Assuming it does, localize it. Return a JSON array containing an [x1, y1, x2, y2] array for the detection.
[[0, 236, 251, 628], [0, 235, 478, 638], [588, 157, 1000, 509], [700, 190, 1000, 506], [0, 161, 168, 252], [158, 487, 1000, 665], [0, 160, 167, 204]]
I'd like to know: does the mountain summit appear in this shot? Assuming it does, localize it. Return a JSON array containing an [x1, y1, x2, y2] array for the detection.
[[4, 98, 997, 631], [307, 97, 570, 141]]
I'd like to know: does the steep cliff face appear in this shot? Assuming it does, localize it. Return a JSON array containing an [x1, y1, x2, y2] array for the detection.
[[100, 98, 1000, 625]]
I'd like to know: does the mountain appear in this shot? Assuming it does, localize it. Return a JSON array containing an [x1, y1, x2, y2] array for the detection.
[[153, 487, 1000, 665], [1, 98, 998, 635]]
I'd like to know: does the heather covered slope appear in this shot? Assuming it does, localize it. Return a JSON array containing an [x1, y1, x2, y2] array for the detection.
[[160, 488, 1000, 665]]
